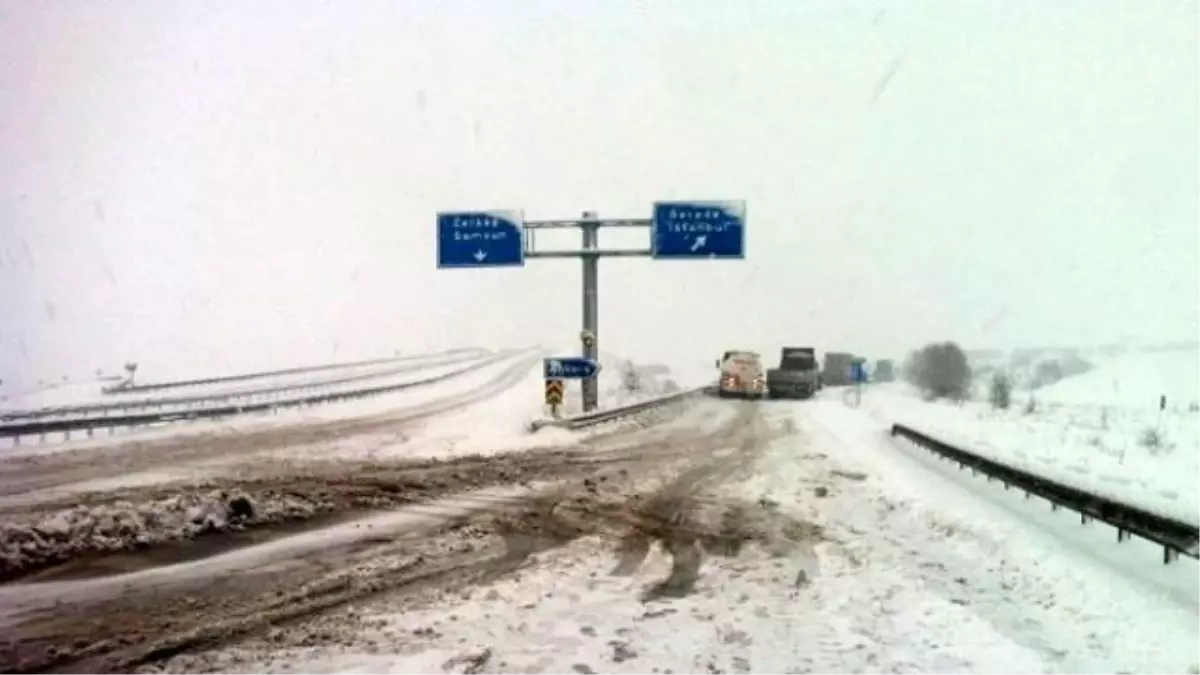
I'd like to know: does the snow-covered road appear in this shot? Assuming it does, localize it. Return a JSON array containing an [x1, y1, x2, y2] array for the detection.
[[2, 342, 1194, 674], [0, 393, 752, 672], [0, 350, 493, 412], [129, 394, 1197, 674], [0, 351, 549, 508]]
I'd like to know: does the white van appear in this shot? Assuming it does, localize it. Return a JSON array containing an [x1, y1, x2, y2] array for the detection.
[[715, 350, 767, 399]]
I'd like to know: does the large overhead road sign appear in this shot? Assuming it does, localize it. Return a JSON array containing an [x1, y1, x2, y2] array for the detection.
[[437, 210, 525, 268], [436, 200, 746, 413], [651, 200, 746, 260]]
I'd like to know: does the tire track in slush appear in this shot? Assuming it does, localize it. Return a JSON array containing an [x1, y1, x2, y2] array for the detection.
[[0, 350, 545, 501], [0, 400, 770, 674]]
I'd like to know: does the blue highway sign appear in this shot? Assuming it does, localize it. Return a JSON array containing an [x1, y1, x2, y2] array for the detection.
[[437, 210, 525, 268], [851, 361, 868, 383], [651, 200, 746, 260], [544, 357, 601, 380]]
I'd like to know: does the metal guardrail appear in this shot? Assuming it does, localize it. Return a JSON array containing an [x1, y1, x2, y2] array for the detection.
[[100, 348, 487, 396], [0, 350, 528, 443], [0, 351, 490, 423], [890, 423, 1199, 564], [529, 385, 714, 431]]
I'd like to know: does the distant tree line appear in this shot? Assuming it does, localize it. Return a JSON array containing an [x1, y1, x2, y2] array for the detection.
[[905, 341, 1098, 408], [1029, 353, 1092, 389]]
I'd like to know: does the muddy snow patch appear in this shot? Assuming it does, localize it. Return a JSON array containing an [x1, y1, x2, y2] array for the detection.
[[0, 490, 321, 582]]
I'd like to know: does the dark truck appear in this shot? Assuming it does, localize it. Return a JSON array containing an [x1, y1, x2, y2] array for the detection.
[[821, 352, 857, 387], [873, 359, 896, 382], [766, 347, 821, 399]]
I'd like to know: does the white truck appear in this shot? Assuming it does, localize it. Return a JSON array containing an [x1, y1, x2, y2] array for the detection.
[[715, 350, 767, 399]]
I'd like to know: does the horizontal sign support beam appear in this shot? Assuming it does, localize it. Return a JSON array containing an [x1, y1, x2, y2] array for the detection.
[[524, 219, 651, 230], [526, 249, 652, 259]]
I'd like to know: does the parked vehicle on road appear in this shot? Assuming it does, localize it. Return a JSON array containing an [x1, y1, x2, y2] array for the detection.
[[715, 350, 767, 399], [821, 352, 857, 387], [767, 347, 820, 399], [873, 359, 896, 382]]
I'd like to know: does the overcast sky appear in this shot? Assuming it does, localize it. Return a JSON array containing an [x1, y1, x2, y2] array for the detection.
[[2, 0, 1197, 386]]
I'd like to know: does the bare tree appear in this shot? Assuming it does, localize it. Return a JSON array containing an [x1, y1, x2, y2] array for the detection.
[[621, 361, 641, 396], [905, 342, 972, 401], [989, 372, 1012, 410]]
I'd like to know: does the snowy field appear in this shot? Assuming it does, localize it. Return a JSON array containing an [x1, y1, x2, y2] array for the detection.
[[866, 350, 1200, 525], [161, 395, 1198, 674]]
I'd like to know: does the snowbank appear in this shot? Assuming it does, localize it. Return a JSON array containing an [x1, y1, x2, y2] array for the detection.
[[0, 489, 320, 581]]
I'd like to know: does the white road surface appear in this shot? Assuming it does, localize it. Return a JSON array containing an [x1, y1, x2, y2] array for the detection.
[[153, 391, 1198, 674]]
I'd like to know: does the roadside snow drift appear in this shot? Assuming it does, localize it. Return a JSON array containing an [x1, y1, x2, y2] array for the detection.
[[866, 350, 1200, 525]]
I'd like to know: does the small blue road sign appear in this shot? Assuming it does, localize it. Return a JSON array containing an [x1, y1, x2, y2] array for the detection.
[[437, 210, 525, 268], [544, 357, 601, 380], [652, 200, 746, 260], [850, 361, 868, 383]]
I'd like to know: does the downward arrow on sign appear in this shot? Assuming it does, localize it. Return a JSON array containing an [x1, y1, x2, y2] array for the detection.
[[473, 250, 487, 262]]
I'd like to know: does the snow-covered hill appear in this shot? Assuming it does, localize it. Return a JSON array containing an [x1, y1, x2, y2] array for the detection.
[[869, 349, 1200, 525]]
